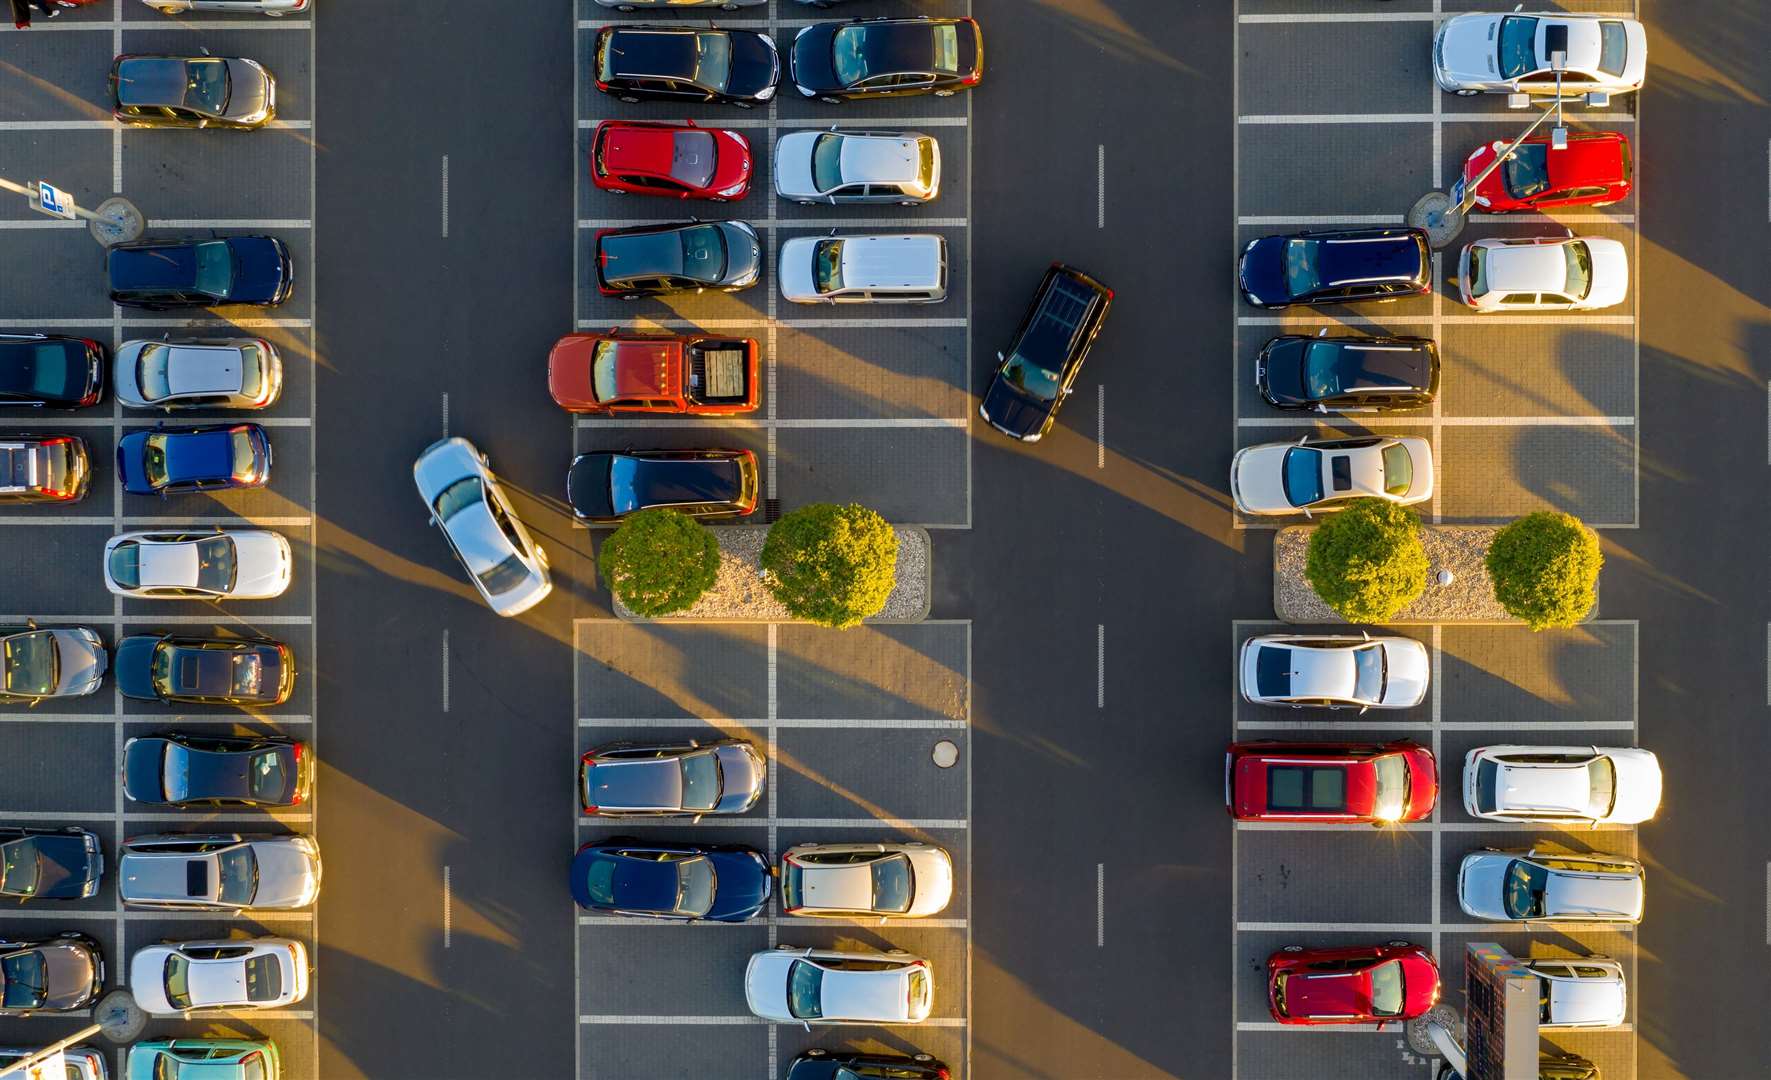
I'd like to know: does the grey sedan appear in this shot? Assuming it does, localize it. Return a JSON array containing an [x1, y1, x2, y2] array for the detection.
[[414, 437, 552, 618], [0, 623, 106, 703], [580, 739, 765, 818], [774, 129, 941, 205], [121, 833, 320, 911]]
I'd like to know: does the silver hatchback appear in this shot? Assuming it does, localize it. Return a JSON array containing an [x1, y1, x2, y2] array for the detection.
[[414, 437, 552, 618], [1457, 847, 1644, 924], [774, 129, 941, 205], [121, 833, 320, 911]]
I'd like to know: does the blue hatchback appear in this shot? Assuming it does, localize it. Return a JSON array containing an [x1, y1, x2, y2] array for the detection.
[[118, 423, 271, 496], [571, 841, 771, 922]]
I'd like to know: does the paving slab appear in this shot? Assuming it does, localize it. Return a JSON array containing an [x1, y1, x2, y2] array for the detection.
[[776, 622, 967, 723], [576, 621, 770, 720]]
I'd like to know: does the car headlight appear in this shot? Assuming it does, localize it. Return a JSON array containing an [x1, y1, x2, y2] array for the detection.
[[1244, 293, 1263, 305], [1243, 239, 1258, 252], [716, 183, 747, 198], [754, 83, 776, 102], [84, 833, 98, 852]]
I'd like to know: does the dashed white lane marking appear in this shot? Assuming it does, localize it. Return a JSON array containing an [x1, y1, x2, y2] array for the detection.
[[441, 629, 450, 714], [1096, 863, 1105, 947], [1096, 624, 1105, 708], [1096, 385, 1105, 469], [443, 865, 452, 949], [441, 392, 449, 439], [147, 219, 312, 230], [1766, 862, 1771, 944], [441, 155, 449, 239], [1096, 144, 1105, 229]]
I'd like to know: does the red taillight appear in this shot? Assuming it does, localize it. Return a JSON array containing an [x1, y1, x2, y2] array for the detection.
[[937, 1071, 950, 1080], [290, 742, 305, 804]]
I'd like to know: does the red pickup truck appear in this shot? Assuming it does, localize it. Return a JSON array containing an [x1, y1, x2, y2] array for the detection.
[[548, 332, 759, 415]]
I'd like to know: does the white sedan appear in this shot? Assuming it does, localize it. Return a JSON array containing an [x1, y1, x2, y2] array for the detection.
[[1434, 13, 1646, 97], [1458, 236, 1628, 313], [1231, 435, 1432, 516], [130, 937, 309, 1015], [745, 946, 932, 1027], [1240, 633, 1430, 710], [103, 530, 291, 600], [413, 437, 551, 618], [779, 842, 954, 919], [1463, 745, 1662, 826]]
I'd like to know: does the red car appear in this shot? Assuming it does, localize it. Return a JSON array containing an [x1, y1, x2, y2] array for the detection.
[[549, 332, 759, 415], [1224, 741, 1436, 824], [1456, 130, 1632, 213], [1267, 943, 1440, 1027], [591, 120, 753, 202]]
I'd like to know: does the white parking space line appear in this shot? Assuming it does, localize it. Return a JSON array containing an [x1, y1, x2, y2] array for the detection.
[[1238, 315, 1634, 327], [575, 318, 967, 330], [1238, 920, 1632, 934], [1239, 113, 1636, 125], [580, 218, 969, 229], [577, 816, 967, 830], [440, 156, 449, 239], [442, 629, 450, 714], [443, 865, 452, 949], [1766, 863, 1770, 944], [1096, 385, 1105, 469], [441, 392, 449, 439], [1096, 144, 1105, 229], [148, 219, 313, 230], [1236, 820, 1637, 833], [0, 318, 313, 329], [35, 19, 314, 30], [578, 716, 966, 730], [1238, 215, 1401, 226], [1235, 719, 1635, 732], [1096, 863, 1105, 947], [575, 116, 968, 131], [1238, 416, 1634, 427], [0, 416, 313, 428], [1096, 624, 1105, 708], [1239, 11, 1441, 22], [578, 1015, 768, 1025], [576, 417, 967, 429]]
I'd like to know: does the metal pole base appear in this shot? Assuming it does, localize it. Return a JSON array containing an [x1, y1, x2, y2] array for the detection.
[[92, 989, 147, 1042], [1407, 191, 1465, 249], [1407, 1003, 1466, 1059], [89, 197, 144, 247]]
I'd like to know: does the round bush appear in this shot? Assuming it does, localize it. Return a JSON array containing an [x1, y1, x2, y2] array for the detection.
[[598, 508, 720, 617], [1486, 511, 1602, 630], [761, 503, 898, 629], [1304, 499, 1429, 624]]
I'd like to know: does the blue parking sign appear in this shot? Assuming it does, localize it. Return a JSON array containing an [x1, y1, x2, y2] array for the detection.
[[35, 181, 76, 220]]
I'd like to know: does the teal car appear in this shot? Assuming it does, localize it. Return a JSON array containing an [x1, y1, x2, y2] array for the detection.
[[127, 1040, 278, 1080]]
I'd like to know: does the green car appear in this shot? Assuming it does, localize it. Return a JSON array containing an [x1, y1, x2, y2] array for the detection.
[[128, 1039, 279, 1080]]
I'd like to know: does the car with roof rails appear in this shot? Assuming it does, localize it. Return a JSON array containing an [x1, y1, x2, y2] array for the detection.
[[579, 738, 765, 818], [0, 933, 103, 1015], [1458, 235, 1628, 312], [107, 236, 293, 310], [0, 334, 105, 409], [979, 263, 1113, 443], [110, 54, 275, 130], [1457, 847, 1644, 924], [571, 839, 769, 922], [0, 434, 91, 503], [1434, 12, 1646, 97], [140, 0, 308, 13], [126, 1039, 280, 1080], [594, 220, 762, 300], [0, 1044, 106, 1080], [1239, 633, 1430, 710], [0, 826, 103, 901], [1239, 227, 1430, 310], [780, 842, 954, 919], [0, 623, 108, 703], [114, 634, 293, 707], [130, 938, 307, 1015], [592, 25, 779, 108], [1267, 942, 1438, 1027], [746, 945, 934, 1026], [778, 232, 947, 304], [1463, 745, 1661, 826], [1454, 130, 1632, 213], [1521, 956, 1627, 1030], [1231, 435, 1434, 516], [549, 331, 758, 416], [567, 448, 758, 524], [118, 423, 271, 498], [591, 119, 753, 202], [775, 129, 941, 205], [120, 834, 319, 911], [786, 1050, 950, 1080], [114, 338, 282, 411], [790, 16, 982, 102], [1226, 741, 1438, 824], [103, 529, 292, 600], [413, 437, 552, 618], [1255, 333, 1438, 413], [122, 733, 310, 807]]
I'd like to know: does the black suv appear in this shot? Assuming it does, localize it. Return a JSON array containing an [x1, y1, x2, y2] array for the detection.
[[1238, 227, 1430, 309], [978, 263, 1113, 443], [1256, 333, 1439, 412], [593, 25, 780, 108]]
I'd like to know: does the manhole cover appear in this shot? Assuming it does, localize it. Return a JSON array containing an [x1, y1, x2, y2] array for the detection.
[[931, 740, 959, 768]]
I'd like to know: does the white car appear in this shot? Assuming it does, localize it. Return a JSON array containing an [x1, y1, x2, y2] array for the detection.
[[1458, 236, 1628, 312], [779, 842, 954, 919], [1240, 633, 1430, 710], [1230, 434, 1433, 516], [744, 946, 932, 1027], [141, 0, 309, 14], [775, 129, 940, 205], [1457, 847, 1644, 924], [103, 530, 291, 600], [1434, 13, 1646, 97], [114, 338, 283, 411], [1522, 957, 1627, 1029], [777, 233, 947, 305], [130, 937, 309, 1015], [413, 437, 551, 618], [1463, 746, 1661, 826]]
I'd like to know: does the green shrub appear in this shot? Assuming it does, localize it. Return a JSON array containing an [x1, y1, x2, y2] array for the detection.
[[1486, 511, 1602, 630], [1304, 499, 1429, 624], [761, 503, 898, 629], [598, 508, 720, 617]]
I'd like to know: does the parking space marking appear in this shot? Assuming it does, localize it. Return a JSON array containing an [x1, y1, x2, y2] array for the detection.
[[1239, 112, 1636, 125], [442, 629, 450, 714], [443, 865, 452, 949], [577, 417, 966, 429], [1096, 144, 1105, 228], [1766, 862, 1770, 944], [1096, 624, 1105, 707], [440, 155, 449, 239], [1096, 385, 1105, 469], [34, 18, 313, 30], [147, 219, 313, 230], [1096, 863, 1105, 947], [574, 318, 967, 330], [1236, 416, 1634, 428], [1239, 11, 1441, 22], [575, 116, 968, 131], [1238, 920, 1632, 935], [1237, 214, 1401, 226], [1236, 718, 1634, 731], [440, 392, 449, 439], [578, 716, 965, 729], [576, 816, 967, 830], [578, 218, 969, 229], [1237, 315, 1634, 326]]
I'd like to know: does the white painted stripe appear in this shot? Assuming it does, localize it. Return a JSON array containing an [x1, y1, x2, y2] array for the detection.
[[1236, 1021, 1390, 1032], [1096, 863, 1105, 947], [0, 515, 311, 527], [1236, 819, 1637, 832], [441, 392, 449, 439], [443, 865, 452, 948], [147, 220, 311, 230], [0, 120, 313, 131], [1096, 624, 1105, 708], [0, 319, 311, 329], [33, 19, 314, 30], [1238, 314, 1634, 326], [576, 416, 968, 430], [574, 318, 966, 330], [1766, 862, 1770, 944], [1237, 921, 1633, 934], [1240, 112, 1636, 124], [113, 812, 313, 823], [1469, 212, 1635, 224], [0, 415, 312, 428], [0, 219, 87, 229], [441, 629, 450, 714], [1237, 415, 1634, 427], [1239, 214, 1403, 226], [579, 816, 967, 830], [1096, 385, 1105, 469], [0, 713, 306, 725], [577, 116, 969, 131], [578, 1014, 967, 1027], [579, 716, 966, 730], [577, 914, 969, 929], [1096, 144, 1105, 229], [440, 155, 449, 239], [1235, 719, 1635, 732], [3, 908, 312, 921], [580, 218, 968, 230], [1239, 11, 1441, 21]]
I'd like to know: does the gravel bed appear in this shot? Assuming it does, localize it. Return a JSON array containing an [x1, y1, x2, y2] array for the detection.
[[613, 525, 930, 623]]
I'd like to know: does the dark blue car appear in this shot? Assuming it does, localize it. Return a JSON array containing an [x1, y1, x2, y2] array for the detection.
[[107, 236, 293, 309], [1238, 227, 1430, 310], [571, 840, 770, 922], [118, 423, 270, 496]]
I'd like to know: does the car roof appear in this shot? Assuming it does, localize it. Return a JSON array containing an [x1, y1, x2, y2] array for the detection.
[[443, 499, 518, 576], [845, 21, 936, 73], [160, 428, 235, 485], [836, 134, 925, 186], [137, 538, 204, 588], [600, 850, 680, 911], [1313, 232, 1423, 287], [1546, 133, 1628, 185], [161, 344, 245, 397], [1542, 865, 1640, 918], [1482, 243, 1569, 291], [122, 849, 219, 902], [618, 455, 744, 507], [838, 235, 942, 287], [186, 955, 252, 1006], [798, 863, 875, 912], [602, 228, 687, 280], [116, 56, 210, 108], [607, 27, 698, 79], [603, 124, 688, 177], [588, 757, 682, 811], [819, 964, 910, 1021], [1493, 760, 1594, 815]]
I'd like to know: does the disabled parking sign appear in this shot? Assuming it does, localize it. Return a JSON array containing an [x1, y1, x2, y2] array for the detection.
[[34, 180, 76, 220]]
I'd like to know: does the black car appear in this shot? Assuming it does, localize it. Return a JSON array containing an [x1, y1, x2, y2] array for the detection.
[[0, 434, 91, 503], [593, 25, 780, 108], [1238, 227, 1430, 309], [567, 448, 759, 524], [978, 263, 1113, 443], [110, 54, 276, 130], [790, 16, 983, 101], [571, 840, 770, 921], [118, 423, 272, 496], [115, 635, 294, 707], [0, 334, 105, 409], [0, 934, 103, 1015], [122, 733, 309, 807], [787, 1050, 950, 1080], [594, 220, 761, 299], [1256, 333, 1440, 412], [0, 827, 103, 901], [107, 236, 293, 310]]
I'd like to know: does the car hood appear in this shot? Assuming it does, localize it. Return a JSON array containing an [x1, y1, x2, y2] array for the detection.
[[773, 131, 821, 198], [27, 834, 101, 900], [979, 375, 1049, 439], [123, 738, 168, 803], [718, 222, 762, 288], [1582, 238, 1629, 308], [790, 23, 841, 92], [113, 340, 153, 407], [117, 431, 156, 493], [777, 236, 819, 301], [704, 849, 772, 920], [113, 635, 162, 700], [1231, 443, 1294, 514], [713, 743, 764, 814], [50, 629, 106, 697], [905, 847, 954, 917], [546, 336, 601, 409], [251, 841, 319, 908], [39, 942, 98, 1009], [222, 59, 272, 122], [1379, 638, 1430, 707], [1238, 236, 1289, 304], [1605, 750, 1661, 823], [128, 949, 175, 1014], [726, 31, 780, 98], [1458, 853, 1512, 919], [1257, 338, 1308, 405], [223, 236, 287, 305], [745, 951, 795, 1020], [1437, 15, 1499, 83], [228, 531, 290, 598]]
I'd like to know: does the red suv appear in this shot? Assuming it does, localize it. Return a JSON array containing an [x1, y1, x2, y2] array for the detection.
[[591, 119, 753, 202], [1455, 130, 1632, 212], [1267, 943, 1440, 1027], [1224, 741, 1437, 824]]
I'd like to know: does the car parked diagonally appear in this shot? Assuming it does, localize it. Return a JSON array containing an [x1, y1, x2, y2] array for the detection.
[[121, 833, 319, 911], [413, 437, 552, 618], [1239, 633, 1430, 710], [979, 263, 1113, 443], [1463, 745, 1661, 826], [0, 622, 107, 703], [0, 826, 103, 901], [579, 739, 765, 819]]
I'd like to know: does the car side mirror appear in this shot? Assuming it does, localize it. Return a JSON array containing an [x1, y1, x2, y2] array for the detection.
[[25, 618, 36, 629], [1313, 404, 1327, 414]]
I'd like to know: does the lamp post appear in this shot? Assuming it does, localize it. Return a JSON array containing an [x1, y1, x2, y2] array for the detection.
[[0, 175, 143, 247]]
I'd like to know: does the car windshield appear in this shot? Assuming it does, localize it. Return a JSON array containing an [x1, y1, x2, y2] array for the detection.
[[679, 751, 721, 812], [1368, 960, 1405, 1017], [0, 951, 45, 1009], [831, 27, 873, 86], [1467, 245, 1488, 298], [679, 225, 728, 284], [780, 862, 803, 909], [141, 434, 170, 487], [692, 32, 733, 92], [1352, 643, 1386, 703], [0, 839, 39, 896], [239, 343, 264, 400], [163, 745, 192, 802], [152, 1057, 178, 1080], [1281, 446, 1324, 507], [192, 241, 234, 299], [1473, 759, 1500, 813], [1504, 859, 1549, 919], [242, 953, 279, 1002], [1598, 21, 1628, 76], [230, 429, 258, 481], [182, 58, 229, 112], [999, 353, 1062, 402], [1497, 16, 1540, 79], [163, 954, 191, 1010], [872, 854, 913, 914], [1302, 342, 1350, 399], [813, 239, 844, 294], [475, 553, 531, 597], [137, 344, 174, 401], [240, 1055, 267, 1080], [1503, 143, 1552, 198], [1281, 239, 1322, 299], [109, 543, 141, 588], [1381, 443, 1412, 496], [150, 641, 174, 694], [674, 856, 715, 917], [786, 960, 824, 1019], [248, 750, 288, 801], [194, 536, 236, 593], [1586, 757, 1617, 819], [2, 633, 56, 697], [811, 134, 846, 192], [1371, 754, 1410, 821], [670, 131, 717, 189], [434, 477, 484, 524], [216, 845, 257, 906], [1564, 241, 1593, 299], [590, 342, 622, 403], [917, 138, 937, 191]]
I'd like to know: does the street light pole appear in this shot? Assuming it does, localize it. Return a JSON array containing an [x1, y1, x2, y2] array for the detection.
[[0, 989, 146, 1080], [0, 1023, 102, 1080]]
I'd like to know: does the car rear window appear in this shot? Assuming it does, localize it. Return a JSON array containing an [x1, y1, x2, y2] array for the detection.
[[1503, 143, 1551, 198], [871, 855, 913, 914], [247, 749, 288, 801], [1381, 444, 1412, 496], [787, 960, 824, 1019], [1267, 766, 1346, 811], [242, 953, 280, 1002], [1254, 646, 1293, 699], [931, 24, 959, 73]]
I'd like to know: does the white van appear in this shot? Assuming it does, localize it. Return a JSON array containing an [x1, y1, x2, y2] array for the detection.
[[778, 233, 947, 304]]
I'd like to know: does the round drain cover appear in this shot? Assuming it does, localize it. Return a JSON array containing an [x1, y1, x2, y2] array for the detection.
[[932, 740, 959, 769]]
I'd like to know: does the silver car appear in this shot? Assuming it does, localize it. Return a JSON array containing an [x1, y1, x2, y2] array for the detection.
[[780, 842, 954, 919], [0, 1046, 105, 1080], [579, 739, 765, 819], [1522, 957, 1627, 1029], [744, 945, 933, 1027], [413, 437, 552, 618], [0, 623, 106, 703], [141, 0, 309, 14], [1239, 633, 1430, 710], [1457, 847, 1644, 924], [121, 833, 320, 911], [775, 129, 941, 205], [114, 338, 283, 411]]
